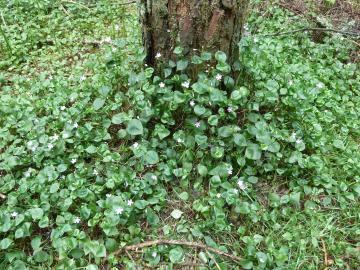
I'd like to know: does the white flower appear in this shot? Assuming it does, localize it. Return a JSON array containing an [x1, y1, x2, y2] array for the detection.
[[216, 74, 222, 81], [74, 217, 81, 224], [25, 169, 31, 178], [49, 75, 53, 80], [290, 132, 296, 141], [48, 143, 54, 150], [31, 146, 37, 152], [115, 207, 124, 215], [237, 180, 246, 190], [195, 121, 201, 128], [73, 123, 78, 129], [52, 134, 59, 141], [233, 188, 239, 194], [60, 106, 66, 111], [296, 139, 303, 144], [227, 169, 233, 175], [155, 52, 162, 58], [115, 24, 120, 31], [127, 199, 133, 206], [189, 100, 195, 107], [151, 175, 157, 180], [227, 107, 233, 113], [167, 29, 171, 33], [181, 81, 190, 88], [112, 47, 117, 52], [152, 252, 157, 258], [11, 211, 18, 218], [288, 80, 293, 86], [177, 138, 183, 143], [159, 82, 165, 88], [133, 142, 139, 149], [316, 82, 324, 89], [27, 141, 33, 147], [93, 169, 99, 176], [104, 37, 111, 43], [106, 194, 112, 198], [80, 75, 86, 82], [71, 158, 77, 164], [216, 193, 221, 198]]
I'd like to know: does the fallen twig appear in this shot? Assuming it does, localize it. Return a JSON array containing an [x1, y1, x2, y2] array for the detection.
[[110, 239, 242, 262], [321, 238, 329, 268], [118, 0, 137, 6], [256, 27, 359, 38]]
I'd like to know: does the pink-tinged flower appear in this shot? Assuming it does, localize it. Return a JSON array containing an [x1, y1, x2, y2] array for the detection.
[[216, 74, 222, 81], [115, 207, 124, 215], [195, 122, 201, 128], [152, 252, 157, 258], [74, 217, 81, 224], [227, 107, 233, 113]]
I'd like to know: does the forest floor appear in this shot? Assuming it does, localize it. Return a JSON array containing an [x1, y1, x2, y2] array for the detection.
[[0, 0, 359, 269]]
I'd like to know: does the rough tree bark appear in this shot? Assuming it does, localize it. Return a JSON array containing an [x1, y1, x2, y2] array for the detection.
[[141, 0, 249, 72]]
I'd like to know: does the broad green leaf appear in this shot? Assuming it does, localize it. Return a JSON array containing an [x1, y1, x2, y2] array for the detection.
[[126, 119, 144, 136], [170, 209, 183, 219], [93, 98, 105, 110], [245, 143, 261, 160], [144, 150, 159, 164], [169, 247, 184, 263], [49, 182, 59, 193]]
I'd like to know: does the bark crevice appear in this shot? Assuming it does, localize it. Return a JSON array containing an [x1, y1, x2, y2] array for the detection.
[[141, 0, 249, 74]]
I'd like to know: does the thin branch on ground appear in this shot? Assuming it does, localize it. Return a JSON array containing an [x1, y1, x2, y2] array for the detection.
[[109, 239, 242, 263], [256, 27, 360, 37], [321, 238, 329, 267], [118, 0, 137, 6]]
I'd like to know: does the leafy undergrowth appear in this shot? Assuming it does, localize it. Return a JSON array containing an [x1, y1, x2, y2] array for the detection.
[[0, 1, 359, 270]]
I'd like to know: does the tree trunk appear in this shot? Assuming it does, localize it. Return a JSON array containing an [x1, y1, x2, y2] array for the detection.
[[141, 0, 249, 73]]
